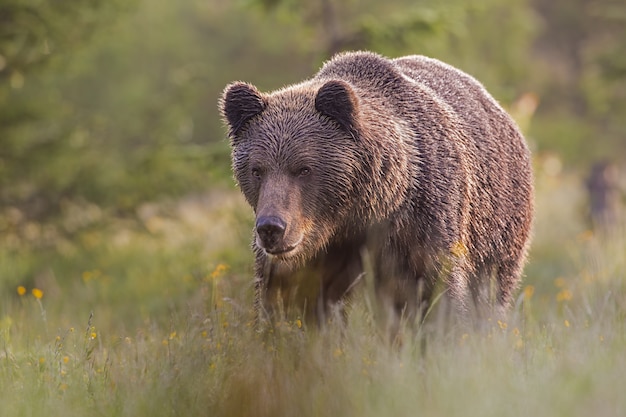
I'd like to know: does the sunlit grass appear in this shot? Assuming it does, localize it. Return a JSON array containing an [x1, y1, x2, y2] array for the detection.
[[1, 177, 626, 416]]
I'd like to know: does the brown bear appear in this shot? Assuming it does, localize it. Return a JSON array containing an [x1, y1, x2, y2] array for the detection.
[[220, 51, 533, 329]]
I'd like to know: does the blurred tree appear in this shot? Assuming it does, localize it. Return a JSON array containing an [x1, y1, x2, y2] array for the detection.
[[0, 0, 133, 218], [0, 0, 324, 226], [531, 0, 626, 165], [0, 0, 126, 79], [247, 0, 537, 100]]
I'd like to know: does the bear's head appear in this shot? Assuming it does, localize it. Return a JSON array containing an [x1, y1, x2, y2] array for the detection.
[[220, 80, 366, 262]]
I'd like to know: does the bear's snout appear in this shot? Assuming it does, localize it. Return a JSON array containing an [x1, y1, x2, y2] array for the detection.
[[256, 215, 287, 253]]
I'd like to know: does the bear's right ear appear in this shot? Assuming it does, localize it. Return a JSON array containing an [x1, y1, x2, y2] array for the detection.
[[315, 80, 360, 140], [220, 82, 267, 138]]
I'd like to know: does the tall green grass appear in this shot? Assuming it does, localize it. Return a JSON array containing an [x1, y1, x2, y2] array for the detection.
[[2, 173, 626, 417]]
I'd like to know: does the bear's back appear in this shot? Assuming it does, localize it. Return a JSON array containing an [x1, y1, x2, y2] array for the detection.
[[392, 55, 524, 149], [315, 51, 409, 100]]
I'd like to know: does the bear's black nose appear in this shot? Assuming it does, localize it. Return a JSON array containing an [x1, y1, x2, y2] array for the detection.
[[256, 216, 286, 249]]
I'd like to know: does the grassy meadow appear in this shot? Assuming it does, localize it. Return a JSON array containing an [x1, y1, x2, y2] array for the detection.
[[2, 166, 626, 417]]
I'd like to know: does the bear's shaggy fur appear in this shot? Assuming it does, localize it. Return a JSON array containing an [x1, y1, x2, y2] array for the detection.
[[220, 51, 533, 327]]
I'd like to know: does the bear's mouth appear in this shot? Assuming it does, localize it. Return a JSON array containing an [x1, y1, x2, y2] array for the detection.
[[261, 235, 303, 258], [265, 245, 297, 256]]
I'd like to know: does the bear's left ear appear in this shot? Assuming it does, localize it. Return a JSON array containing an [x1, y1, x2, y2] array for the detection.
[[315, 80, 360, 140], [220, 82, 267, 138]]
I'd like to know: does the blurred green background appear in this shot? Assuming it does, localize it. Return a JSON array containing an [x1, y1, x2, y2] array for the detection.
[[1, 0, 625, 319]]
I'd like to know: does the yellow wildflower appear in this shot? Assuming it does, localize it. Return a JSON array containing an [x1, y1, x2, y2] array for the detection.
[[32, 288, 43, 299], [210, 263, 229, 280], [523, 285, 535, 300], [17, 286, 26, 296], [556, 289, 573, 302]]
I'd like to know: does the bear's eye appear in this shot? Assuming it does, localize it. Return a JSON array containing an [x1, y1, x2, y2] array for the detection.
[[297, 167, 311, 177], [251, 167, 262, 179]]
